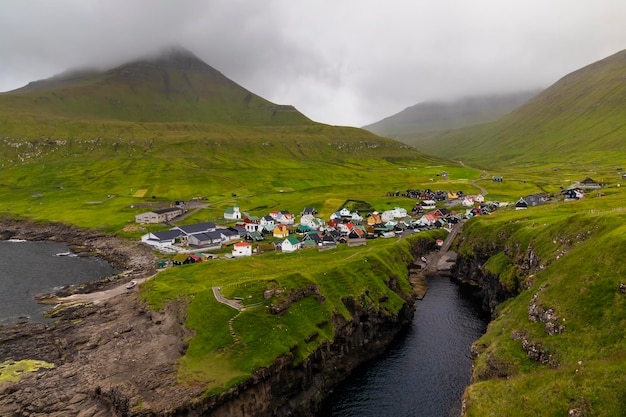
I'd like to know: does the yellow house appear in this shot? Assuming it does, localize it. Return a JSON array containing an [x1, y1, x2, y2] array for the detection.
[[273, 224, 289, 238]]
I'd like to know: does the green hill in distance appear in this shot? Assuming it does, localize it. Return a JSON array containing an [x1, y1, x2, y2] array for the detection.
[[363, 90, 538, 140], [403, 49, 626, 168]]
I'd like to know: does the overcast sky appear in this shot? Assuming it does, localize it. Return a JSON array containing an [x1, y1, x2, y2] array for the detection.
[[1, 0, 625, 127]]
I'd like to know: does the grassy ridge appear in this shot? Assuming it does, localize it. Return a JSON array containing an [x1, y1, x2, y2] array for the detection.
[[0, 126, 477, 232], [457, 193, 626, 416], [401, 49, 626, 168], [140, 232, 443, 392]]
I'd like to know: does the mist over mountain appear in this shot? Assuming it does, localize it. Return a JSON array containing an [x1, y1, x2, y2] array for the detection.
[[407, 49, 626, 166], [0, 46, 312, 126], [362, 90, 540, 139]]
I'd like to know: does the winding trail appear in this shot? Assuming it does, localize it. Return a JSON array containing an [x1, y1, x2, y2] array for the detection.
[[212, 286, 245, 311], [459, 160, 489, 196]]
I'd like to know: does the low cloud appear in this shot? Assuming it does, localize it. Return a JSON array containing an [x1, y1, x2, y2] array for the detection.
[[1, 0, 625, 126]]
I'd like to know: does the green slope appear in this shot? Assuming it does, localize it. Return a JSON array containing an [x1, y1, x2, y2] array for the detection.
[[405, 49, 626, 168], [0, 47, 469, 231], [457, 195, 626, 416]]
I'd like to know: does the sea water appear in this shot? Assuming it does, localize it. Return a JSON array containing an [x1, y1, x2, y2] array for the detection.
[[0, 240, 118, 325]]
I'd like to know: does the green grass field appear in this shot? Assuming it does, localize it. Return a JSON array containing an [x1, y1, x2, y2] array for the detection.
[[140, 232, 443, 392], [457, 193, 626, 416]]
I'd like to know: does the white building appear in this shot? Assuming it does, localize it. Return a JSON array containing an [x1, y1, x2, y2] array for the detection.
[[232, 241, 252, 257], [224, 204, 241, 220]]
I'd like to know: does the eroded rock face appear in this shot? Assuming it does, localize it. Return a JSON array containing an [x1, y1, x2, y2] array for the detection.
[[453, 256, 511, 315], [527, 285, 566, 336]]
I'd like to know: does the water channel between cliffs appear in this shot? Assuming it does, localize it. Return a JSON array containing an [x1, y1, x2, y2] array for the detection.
[[320, 275, 489, 417]]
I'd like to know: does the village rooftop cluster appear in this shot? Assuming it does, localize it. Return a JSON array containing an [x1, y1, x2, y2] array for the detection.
[[136, 177, 605, 263]]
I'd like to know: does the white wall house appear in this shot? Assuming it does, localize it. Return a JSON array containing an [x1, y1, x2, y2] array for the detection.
[[232, 241, 252, 257], [421, 200, 436, 210], [224, 204, 241, 220], [281, 236, 301, 253]]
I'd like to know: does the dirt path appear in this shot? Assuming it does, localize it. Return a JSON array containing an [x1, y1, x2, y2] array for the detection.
[[212, 287, 245, 311], [52, 274, 157, 306]]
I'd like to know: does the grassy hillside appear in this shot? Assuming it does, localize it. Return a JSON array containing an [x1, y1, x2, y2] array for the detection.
[[0, 47, 479, 232], [0, 125, 477, 233], [363, 91, 538, 140], [457, 193, 626, 416], [404, 49, 626, 168]]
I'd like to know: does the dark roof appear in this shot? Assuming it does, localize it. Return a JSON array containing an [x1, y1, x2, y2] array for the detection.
[[220, 229, 240, 238], [151, 230, 182, 241], [174, 222, 216, 235], [303, 232, 323, 243], [154, 207, 183, 214], [229, 226, 247, 236], [189, 232, 218, 243], [581, 177, 598, 184]]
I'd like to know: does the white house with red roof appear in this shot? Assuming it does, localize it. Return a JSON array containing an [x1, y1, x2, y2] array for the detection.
[[232, 241, 252, 257]]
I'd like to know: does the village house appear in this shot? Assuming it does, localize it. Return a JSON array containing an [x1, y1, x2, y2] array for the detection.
[[461, 196, 475, 207], [421, 199, 436, 210], [281, 236, 301, 253], [135, 207, 184, 224], [187, 230, 222, 247], [245, 231, 264, 242], [273, 224, 290, 239], [244, 222, 260, 232], [523, 193, 549, 207], [578, 177, 602, 190], [276, 210, 295, 225], [515, 197, 528, 210], [564, 188, 585, 201], [260, 215, 275, 230], [232, 241, 252, 258], [141, 229, 182, 247], [300, 232, 322, 249], [418, 213, 438, 226], [300, 213, 325, 229], [351, 211, 364, 223], [224, 204, 241, 220]]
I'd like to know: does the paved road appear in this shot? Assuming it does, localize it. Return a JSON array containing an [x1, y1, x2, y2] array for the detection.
[[212, 287, 245, 311], [422, 222, 462, 276]]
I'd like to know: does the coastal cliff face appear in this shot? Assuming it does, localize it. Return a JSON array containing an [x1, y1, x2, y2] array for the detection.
[[179, 299, 416, 417], [453, 255, 512, 315], [452, 229, 544, 316], [0, 223, 434, 417]]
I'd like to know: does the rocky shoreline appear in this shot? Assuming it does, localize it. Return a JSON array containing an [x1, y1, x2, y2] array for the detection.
[[0, 220, 444, 416]]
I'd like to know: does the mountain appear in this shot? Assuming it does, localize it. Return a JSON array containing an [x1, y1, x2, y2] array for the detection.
[[363, 90, 538, 139], [406, 49, 626, 167], [0, 46, 312, 126]]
